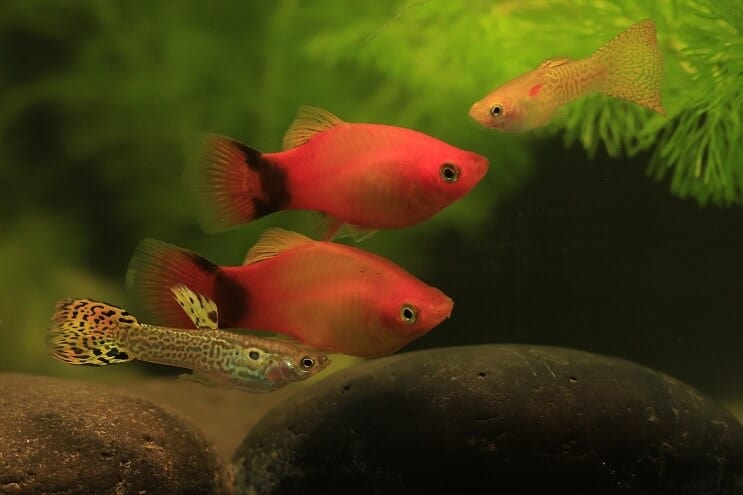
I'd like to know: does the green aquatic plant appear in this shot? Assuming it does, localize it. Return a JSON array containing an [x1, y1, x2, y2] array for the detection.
[[301, 0, 743, 206]]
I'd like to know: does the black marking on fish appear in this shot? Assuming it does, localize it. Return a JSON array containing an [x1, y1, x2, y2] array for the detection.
[[235, 142, 291, 218], [185, 249, 220, 274], [207, 310, 218, 324], [213, 272, 248, 327]]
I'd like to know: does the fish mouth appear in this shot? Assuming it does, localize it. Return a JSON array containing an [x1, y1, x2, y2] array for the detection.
[[468, 101, 498, 129], [432, 296, 454, 325], [471, 153, 490, 182]]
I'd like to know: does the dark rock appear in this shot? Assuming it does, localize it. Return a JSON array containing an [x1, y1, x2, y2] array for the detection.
[[0, 373, 232, 495], [233, 345, 743, 494]]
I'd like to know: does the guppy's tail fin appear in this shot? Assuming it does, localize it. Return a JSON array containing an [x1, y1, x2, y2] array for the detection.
[[126, 239, 221, 329], [49, 299, 137, 365], [183, 134, 289, 234], [593, 19, 665, 115]]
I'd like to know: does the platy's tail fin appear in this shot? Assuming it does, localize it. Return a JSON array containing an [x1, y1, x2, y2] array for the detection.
[[50, 299, 137, 365], [183, 134, 290, 233], [593, 19, 665, 115], [126, 239, 220, 329]]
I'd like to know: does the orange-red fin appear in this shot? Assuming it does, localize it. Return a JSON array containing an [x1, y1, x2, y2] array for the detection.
[[593, 19, 665, 114], [126, 239, 221, 329], [183, 135, 290, 233], [282, 106, 345, 150], [49, 298, 136, 366]]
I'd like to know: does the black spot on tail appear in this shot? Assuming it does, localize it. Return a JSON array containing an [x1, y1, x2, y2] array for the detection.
[[213, 272, 249, 327], [234, 142, 290, 217], [185, 250, 220, 274]]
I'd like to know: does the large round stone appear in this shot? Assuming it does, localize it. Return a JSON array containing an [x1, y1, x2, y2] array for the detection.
[[0, 373, 231, 494], [234, 345, 743, 494]]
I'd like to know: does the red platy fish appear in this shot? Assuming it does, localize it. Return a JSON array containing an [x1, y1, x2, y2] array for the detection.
[[184, 106, 489, 240], [469, 19, 665, 132], [126, 228, 454, 357]]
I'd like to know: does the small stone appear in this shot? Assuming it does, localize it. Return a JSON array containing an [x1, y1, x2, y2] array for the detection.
[[0, 373, 232, 494], [233, 345, 743, 494]]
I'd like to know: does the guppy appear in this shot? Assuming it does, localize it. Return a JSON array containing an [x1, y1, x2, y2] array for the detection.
[[469, 19, 665, 132], [49, 285, 330, 392]]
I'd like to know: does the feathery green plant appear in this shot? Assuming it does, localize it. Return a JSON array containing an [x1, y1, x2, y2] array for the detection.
[[301, 0, 743, 206]]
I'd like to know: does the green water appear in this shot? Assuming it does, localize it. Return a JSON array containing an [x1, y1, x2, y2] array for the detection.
[[1, 0, 741, 411]]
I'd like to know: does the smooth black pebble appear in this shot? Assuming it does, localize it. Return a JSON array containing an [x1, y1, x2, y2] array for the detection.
[[233, 345, 743, 494]]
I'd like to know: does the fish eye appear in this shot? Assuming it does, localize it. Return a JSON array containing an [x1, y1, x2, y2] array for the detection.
[[400, 303, 418, 324], [248, 350, 261, 360], [490, 104, 504, 117], [300, 356, 315, 370], [439, 163, 459, 184]]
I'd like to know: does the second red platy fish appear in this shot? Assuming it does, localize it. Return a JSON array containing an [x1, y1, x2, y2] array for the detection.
[[126, 228, 454, 357], [184, 106, 489, 240], [469, 19, 665, 132]]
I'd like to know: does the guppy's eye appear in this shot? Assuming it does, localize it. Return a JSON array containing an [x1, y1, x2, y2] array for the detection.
[[490, 104, 504, 117], [440, 163, 459, 184], [248, 350, 261, 360], [400, 303, 418, 324], [300, 356, 315, 370]]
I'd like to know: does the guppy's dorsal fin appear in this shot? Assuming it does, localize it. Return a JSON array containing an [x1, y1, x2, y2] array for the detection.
[[243, 228, 314, 265], [282, 105, 345, 150], [169, 284, 219, 329], [539, 57, 570, 69]]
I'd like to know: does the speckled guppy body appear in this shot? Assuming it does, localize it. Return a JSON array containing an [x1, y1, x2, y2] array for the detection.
[[50, 296, 329, 392], [469, 19, 665, 132]]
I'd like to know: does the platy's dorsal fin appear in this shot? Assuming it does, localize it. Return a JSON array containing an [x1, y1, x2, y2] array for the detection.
[[282, 105, 345, 150], [243, 228, 315, 265], [170, 284, 219, 329], [539, 57, 570, 69]]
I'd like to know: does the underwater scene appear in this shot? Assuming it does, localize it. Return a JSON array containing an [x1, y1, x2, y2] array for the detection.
[[1, 0, 742, 493]]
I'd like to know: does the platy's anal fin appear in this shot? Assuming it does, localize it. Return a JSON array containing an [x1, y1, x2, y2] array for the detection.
[[282, 106, 345, 150], [336, 224, 378, 243]]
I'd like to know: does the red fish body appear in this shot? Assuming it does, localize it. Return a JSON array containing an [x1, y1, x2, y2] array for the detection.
[[185, 107, 489, 239], [126, 228, 454, 357]]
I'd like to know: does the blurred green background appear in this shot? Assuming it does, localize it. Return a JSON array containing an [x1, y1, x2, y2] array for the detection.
[[1, 0, 741, 401]]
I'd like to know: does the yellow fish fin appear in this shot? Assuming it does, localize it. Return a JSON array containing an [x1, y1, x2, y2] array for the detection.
[[336, 224, 379, 243], [539, 57, 571, 69], [592, 19, 665, 115], [243, 228, 315, 265], [282, 105, 346, 150], [169, 284, 219, 329], [49, 298, 137, 366]]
